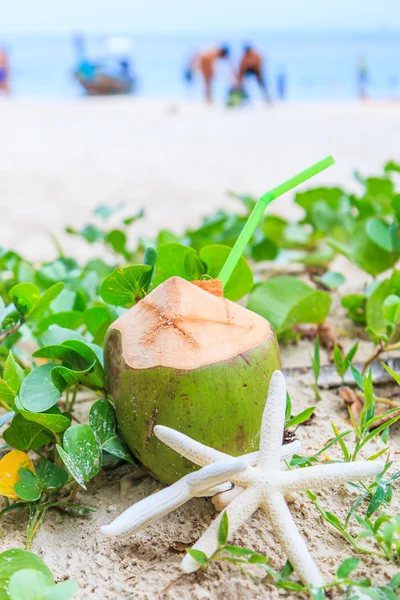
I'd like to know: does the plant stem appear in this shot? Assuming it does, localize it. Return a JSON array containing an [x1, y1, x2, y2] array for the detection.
[[67, 385, 79, 412], [0, 321, 23, 344]]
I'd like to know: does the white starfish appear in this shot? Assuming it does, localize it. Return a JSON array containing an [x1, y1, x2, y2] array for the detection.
[[154, 371, 384, 588], [101, 396, 300, 537]]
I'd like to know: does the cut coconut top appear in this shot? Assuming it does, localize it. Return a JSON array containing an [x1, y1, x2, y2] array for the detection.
[[109, 276, 273, 370]]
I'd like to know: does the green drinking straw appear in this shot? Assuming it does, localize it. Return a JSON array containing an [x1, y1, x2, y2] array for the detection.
[[218, 155, 335, 288]]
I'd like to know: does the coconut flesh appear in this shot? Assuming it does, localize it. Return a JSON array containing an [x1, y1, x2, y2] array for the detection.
[[104, 276, 281, 484]]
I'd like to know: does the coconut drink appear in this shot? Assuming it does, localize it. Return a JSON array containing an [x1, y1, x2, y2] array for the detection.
[[104, 156, 335, 484], [105, 276, 280, 483]]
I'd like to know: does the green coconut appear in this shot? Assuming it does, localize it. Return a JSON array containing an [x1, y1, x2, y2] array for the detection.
[[104, 276, 281, 484]]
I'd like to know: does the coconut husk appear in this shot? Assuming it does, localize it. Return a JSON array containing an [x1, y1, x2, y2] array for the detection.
[[191, 278, 223, 297], [339, 386, 400, 428]]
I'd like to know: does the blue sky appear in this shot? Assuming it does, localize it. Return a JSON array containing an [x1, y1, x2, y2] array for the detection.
[[1, 0, 400, 34]]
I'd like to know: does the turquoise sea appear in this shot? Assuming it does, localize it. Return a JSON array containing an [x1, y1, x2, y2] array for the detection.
[[2, 31, 400, 101]]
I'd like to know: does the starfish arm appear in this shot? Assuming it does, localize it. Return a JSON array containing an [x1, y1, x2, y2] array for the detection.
[[262, 490, 324, 588], [258, 370, 287, 469], [101, 459, 245, 537], [196, 482, 232, 497], [100, 479, 190, 537], [212, 486, 243, 511], [242, 439, 302, 467], [155, 425, 300, 472], [154, 424, 229, 466], [277, 460, 385, 494], [186, 459, 247, 495], [180, 486, 262, 573]]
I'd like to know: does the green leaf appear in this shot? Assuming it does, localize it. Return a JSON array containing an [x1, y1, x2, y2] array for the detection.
[[89, 400, 134, 464], [382, 295, 400, 324], [314, 271, 346, 290], [218, 512, 229, 546], [56, 446, 85, 489], [8, 569, 77, 600], [3, 353, 25, 396], [351, 365, 364, 390], [366, 484, 386, 518], [28, 283, 64, 320], [341, 293, 366, 324], [0, 380, 16, 407], [36, 458, 69, 490], [102, 436, 134, 464], [152, 244, 204, 288], [185, 549, 208, 565], [285, 406, 315, 428], [39, 326, 86, 347], [332, 221, 399, 276], [333, 343, 344, 377], [36, 312, 83, 335], [382, 363, 400, 385], [248, 553, 268, 564], [366, 218, 393, 252], [89, 399, 116, 444], [15, 398, 70, 434], [34, 341, 104, 390], [324, 511, 343, 530], [0, 549, 53, 600], [9, 283, 40, 316], [367, 280, 396, 334], [3, 415, 52, 451], [336, 557, 360, 579], [60, 425, 102, 485], [144, 246, 158, 271], [223, 546, 254, 556], [19, 364, 61, 412], [247, 277, 331, 334], [106, 229, 130, 257], [83, 306, 115, 337], [251, 237, 278, 262], [199, 244, 253, 301], [13, 468, 42, 502], [100, 264, 153, 307]]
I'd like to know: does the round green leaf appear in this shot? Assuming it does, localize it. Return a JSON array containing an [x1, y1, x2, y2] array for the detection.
[[8, 569, 78, 600], [382, 295, 400, 324], [152, 244, 204, 288], [36, 458, 68, 490], [366, 218, 393, 252], [199, 244, 253, 301], [14, 468, 42, 502], [9, 283, 40, 317], [89, 399, 116, 445], [15, 398, 71, 434], [0, 549, 53, 600], [100, 265, 153, 307], [62, 425, 102, 482], [19, 364, 61, 413], [3, 415, 52, 451]]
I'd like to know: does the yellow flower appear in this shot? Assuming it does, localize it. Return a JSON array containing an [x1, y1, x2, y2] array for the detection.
[[0, 450, 35, 499]]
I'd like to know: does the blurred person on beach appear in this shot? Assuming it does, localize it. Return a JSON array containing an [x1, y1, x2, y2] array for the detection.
[[276, 66, 287, 100], [185, 45, 231, 102], [238, 44, 271, 102], [358, 56, 369, 99], [0, 47, 9, 94]]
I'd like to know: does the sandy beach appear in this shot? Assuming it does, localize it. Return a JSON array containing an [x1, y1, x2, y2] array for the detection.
[[1, 98, 400, 260], [1, 98, 400, 599]]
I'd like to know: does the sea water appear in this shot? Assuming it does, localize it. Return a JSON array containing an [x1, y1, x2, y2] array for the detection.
[[1, 30, 400, 101]]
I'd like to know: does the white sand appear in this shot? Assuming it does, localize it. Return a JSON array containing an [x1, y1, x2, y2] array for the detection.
[[0, 98, 399, 599], [1, 98, 400, 260]]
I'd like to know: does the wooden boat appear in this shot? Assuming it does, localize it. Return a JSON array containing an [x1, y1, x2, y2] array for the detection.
[[75, 72, 133, 95]]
